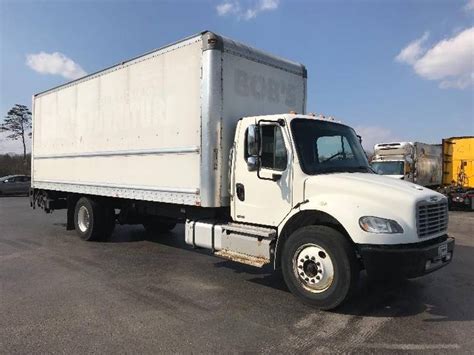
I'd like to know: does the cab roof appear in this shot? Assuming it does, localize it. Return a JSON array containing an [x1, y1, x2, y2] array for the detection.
[[240, 113, 345, 125]]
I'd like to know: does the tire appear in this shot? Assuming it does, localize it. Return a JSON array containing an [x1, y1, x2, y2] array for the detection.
[[74, 197, 115, 241], [143, 218, 176, 234], [281, 225, 359, 310]]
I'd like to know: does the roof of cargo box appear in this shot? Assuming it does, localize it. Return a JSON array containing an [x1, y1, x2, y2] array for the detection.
[[206, 31, 306, 77], [34, 30, 307, 98]]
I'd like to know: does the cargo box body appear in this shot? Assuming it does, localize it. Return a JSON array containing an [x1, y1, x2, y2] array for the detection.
[[412, 142, 442, 187], [442, 136, 474, 188], [32, 31, 307, 207]]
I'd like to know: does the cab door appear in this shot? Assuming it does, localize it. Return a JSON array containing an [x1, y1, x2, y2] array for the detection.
[[232, 121, 293, 226]]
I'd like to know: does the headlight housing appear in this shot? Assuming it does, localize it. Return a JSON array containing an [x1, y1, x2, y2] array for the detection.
[[359, 216, 404, 234]]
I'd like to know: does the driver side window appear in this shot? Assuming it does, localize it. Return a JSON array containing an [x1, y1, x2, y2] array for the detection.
[[261, 125, 287, 171]]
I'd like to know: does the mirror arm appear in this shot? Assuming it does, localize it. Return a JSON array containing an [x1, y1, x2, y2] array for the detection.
[[272, 173, 282, 181], [257, 168, 281, 182]]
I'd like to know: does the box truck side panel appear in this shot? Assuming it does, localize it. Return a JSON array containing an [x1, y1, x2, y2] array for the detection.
[[33, 37, 203, 205]]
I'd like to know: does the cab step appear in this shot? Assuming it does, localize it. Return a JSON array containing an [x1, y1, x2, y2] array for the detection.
[[214, 249, 270, 268], [222, 222, 276, 239]]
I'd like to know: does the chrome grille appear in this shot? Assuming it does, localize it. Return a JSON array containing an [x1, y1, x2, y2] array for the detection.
[[417, 201, 448, 237]]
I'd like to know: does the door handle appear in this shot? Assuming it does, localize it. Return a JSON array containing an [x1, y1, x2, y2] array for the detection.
[[236, 183, 245, 201]]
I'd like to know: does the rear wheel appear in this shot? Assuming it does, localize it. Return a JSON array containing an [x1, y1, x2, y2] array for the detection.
[[74, 197, 115, 241], [282, 225, 359, 310]]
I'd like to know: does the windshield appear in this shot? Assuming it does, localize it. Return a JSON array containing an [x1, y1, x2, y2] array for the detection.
[[290, 119, 370, 174], [370, 161, 404, 175]]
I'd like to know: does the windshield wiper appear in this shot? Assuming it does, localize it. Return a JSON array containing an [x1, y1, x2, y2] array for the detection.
[[311, 167, 355, 174], [315, 166, 372, 174], [344, 166, 373, 173]]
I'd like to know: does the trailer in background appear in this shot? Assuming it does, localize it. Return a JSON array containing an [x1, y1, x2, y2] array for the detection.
[[442, 136, 474, 210], [370, 142, 442, 187], [370, 137, 474, 210]]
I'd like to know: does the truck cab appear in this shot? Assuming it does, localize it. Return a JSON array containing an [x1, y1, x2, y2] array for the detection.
[[220, 114, 453, 308], [370, 142, 413, 180]]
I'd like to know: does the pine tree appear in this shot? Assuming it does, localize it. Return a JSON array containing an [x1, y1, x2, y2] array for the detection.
[[0, 104, 32, 162]]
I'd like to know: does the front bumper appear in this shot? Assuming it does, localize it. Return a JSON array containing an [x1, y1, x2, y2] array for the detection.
[[358, 235, 454, 279]]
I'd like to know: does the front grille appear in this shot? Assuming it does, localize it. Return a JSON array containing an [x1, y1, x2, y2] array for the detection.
[[416, 201, 448, 237]]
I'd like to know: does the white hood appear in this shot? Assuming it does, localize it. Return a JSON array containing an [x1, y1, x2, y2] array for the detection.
[[302, 172, 447, 245], [385, 174, 404, 180]]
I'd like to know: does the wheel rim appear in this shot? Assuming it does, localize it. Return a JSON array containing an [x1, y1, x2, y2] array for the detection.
[[292, 243, 334, 293], [77, 205, 90, 233]]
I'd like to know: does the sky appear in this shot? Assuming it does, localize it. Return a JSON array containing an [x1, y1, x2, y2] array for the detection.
[[0, 0, 473, 154]]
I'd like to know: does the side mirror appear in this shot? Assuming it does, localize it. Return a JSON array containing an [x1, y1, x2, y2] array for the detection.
[[247, 156, 259, 172], [247, 125, 260, 157], [357, 135, 362, 144]]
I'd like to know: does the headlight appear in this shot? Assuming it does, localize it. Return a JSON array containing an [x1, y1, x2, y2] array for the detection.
[[359, 216, 404, 234]]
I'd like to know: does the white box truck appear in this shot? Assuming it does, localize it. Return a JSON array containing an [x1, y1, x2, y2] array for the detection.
[[31, 31, 454, 310], [371, 142, 443, 187]]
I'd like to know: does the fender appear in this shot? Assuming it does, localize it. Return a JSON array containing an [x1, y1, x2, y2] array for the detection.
[[273, 184, 437, 269], [274, 200, 354, 269]]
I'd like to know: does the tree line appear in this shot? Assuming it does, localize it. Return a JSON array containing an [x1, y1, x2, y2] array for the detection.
[[0, 104, 32, 176]]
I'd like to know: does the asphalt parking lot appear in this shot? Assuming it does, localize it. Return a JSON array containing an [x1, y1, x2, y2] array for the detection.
[[0, 196, 473, 353]]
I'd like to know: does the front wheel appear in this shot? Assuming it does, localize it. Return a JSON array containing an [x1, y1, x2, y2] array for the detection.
[[282, 225, 359, 310]]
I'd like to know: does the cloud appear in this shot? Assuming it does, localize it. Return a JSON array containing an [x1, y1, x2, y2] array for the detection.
[[395, 27, 474, 89], [354, 126, 398, 152], [465, 0, 474, 11], [26, 52, 87, 80], [395, 32, 429, 65], [216, 0, 279, 21], [216, 2, 236, 16]]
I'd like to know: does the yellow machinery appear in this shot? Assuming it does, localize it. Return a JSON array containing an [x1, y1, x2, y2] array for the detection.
[[442, 136, 474, 188]]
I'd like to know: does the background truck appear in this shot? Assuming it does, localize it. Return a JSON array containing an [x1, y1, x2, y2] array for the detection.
[[371, 138, 474, 210], [442, 136, 474, 210], [30, 31, 454, 310], [370, 142, 443, 186]]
